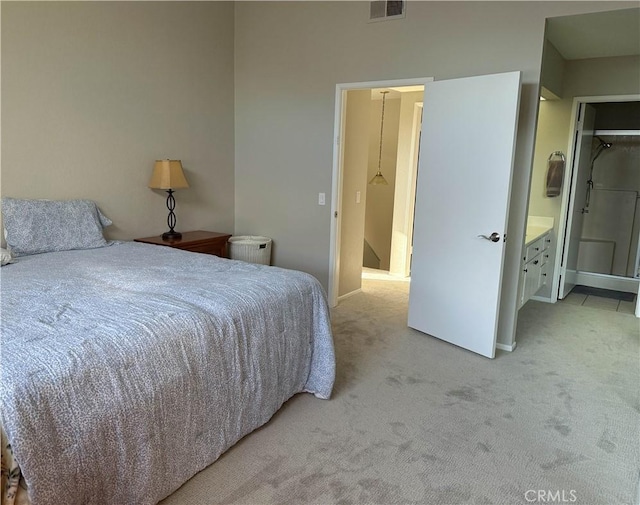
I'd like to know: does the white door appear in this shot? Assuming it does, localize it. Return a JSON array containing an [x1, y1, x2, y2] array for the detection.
[[558, 103, 596, 299], [407, 72, 521, 359]]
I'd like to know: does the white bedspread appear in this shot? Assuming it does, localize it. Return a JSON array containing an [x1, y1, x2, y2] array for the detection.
[[0, 242, 335, 505]]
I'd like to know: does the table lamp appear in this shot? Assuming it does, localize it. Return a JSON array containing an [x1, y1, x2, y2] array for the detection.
[[148, 159, 189, 240]]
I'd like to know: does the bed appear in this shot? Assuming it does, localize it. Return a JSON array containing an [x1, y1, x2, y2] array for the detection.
[[0, 199, 335, 505]]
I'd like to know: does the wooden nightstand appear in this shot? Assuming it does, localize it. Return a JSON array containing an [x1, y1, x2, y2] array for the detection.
[[134, 230, 232, 258]]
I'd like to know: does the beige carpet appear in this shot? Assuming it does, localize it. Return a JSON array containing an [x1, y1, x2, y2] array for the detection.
[[161, 275, 639, 505]]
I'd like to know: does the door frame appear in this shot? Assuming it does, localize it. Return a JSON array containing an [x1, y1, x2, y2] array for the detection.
[[556, 101, 596, 300], [552, 94, 640, 302], [389, 101, 423, 278], [328, 77, 433, 308]]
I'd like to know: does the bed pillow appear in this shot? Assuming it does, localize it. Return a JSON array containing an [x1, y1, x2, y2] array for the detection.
[[1, 198, 112, 257], [0, 248, 13, 266]]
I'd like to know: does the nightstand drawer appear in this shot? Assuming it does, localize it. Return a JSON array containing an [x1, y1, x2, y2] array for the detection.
[[135, 231, 231, 258], [180, 241, 227, 257]]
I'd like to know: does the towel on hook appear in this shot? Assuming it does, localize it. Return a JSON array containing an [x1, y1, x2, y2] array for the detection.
[[545, 152, 565, 197]]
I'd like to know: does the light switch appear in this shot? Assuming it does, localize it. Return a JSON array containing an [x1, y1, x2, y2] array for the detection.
[[356, 191, 361, 204], [318, 192, 326, 206]]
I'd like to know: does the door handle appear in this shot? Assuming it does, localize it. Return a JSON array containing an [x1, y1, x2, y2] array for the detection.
[[478, 232, 501, 243]]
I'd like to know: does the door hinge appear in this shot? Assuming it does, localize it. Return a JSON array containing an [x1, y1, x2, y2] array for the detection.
[[334, 211, 338, 218]]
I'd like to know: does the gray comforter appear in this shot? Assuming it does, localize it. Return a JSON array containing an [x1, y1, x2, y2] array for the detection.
[[0, 242, 335, 505]]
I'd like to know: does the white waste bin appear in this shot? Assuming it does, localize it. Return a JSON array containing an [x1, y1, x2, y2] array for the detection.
[[229, 236, 272, 265]]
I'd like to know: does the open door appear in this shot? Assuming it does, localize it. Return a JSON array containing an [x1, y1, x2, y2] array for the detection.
[[407, 72, 521, 359], [558, 103, 596, 299]]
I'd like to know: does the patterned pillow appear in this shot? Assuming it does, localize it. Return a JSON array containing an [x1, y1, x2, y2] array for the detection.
[[1, 198, 112, 257], [0, 248, 13, 266]]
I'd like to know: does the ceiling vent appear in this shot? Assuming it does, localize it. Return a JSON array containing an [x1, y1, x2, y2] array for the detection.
[[369, 1, 406, 22]]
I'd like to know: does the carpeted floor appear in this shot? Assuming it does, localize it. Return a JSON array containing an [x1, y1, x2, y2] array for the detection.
[[161, 275, 639, 505]]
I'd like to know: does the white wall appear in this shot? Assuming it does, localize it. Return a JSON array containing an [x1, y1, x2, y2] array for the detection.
[[1, 2, 235, 240]]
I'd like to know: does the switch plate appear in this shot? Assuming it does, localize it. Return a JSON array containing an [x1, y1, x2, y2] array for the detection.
[[318, 192, 326, 205]]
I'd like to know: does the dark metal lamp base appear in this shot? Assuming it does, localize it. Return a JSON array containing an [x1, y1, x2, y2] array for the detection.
[[162, 230, 182, 241]]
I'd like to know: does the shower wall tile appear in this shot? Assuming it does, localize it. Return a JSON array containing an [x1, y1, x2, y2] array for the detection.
[[581, 189, 637, 276]]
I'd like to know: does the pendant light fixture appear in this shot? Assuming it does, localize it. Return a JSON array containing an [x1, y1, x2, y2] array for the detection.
[[369, 90, 390, 185]]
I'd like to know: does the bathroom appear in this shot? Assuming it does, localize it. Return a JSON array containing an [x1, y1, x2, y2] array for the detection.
[[524, 8, 639, 311], [576, 102, 640, 284]]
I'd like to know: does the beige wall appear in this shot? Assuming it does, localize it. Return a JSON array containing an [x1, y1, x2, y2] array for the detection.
[[540, 40, 566, 98], [3, 1, 636, 347], [564, 55, 640, 98], [528, 100, 573, 225], [1, 2, 235, 240], [234, 1, 633, 347], [364, 96, 400, 271], [339, 90, 370, 297]]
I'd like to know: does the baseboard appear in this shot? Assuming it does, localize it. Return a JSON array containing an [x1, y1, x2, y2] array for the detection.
[[496, 341, 517, 352], [575, 272, 639, 294], [337, 288, 362, 302], [531, 295, 554, 304]]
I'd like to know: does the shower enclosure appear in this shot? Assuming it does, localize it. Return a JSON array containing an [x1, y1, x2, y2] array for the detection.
[[578, 133, 640, 277], [570, 101, 640, 293]]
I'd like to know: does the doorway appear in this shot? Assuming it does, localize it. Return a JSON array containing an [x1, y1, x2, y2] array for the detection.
[[559, 98, 640, 297], [328, 77, 431, 308], [331, 72, 523, 359], [523, 7, 640, 317]]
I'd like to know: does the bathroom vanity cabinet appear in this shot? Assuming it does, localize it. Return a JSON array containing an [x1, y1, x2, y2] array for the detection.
[[519, 230, 552, 308]]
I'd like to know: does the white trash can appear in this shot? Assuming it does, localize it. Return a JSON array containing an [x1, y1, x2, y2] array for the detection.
[[229, 236, 272, 265]]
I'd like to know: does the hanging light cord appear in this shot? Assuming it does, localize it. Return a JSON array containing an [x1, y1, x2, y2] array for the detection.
[[377, 91, 389, 172]]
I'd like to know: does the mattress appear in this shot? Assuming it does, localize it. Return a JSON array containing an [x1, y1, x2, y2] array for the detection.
[[0, 242, 335, 505]]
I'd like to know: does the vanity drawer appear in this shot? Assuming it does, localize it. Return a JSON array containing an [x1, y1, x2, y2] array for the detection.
[[524, 237, 544, 262], [540, 262, 550, 288]]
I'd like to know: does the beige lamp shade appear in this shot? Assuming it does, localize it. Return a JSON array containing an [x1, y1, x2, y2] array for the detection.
[[148, 160, 189, 190]]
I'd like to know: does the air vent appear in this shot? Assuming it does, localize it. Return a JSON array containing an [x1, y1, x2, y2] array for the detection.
[[369, 1, 406, 22]]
